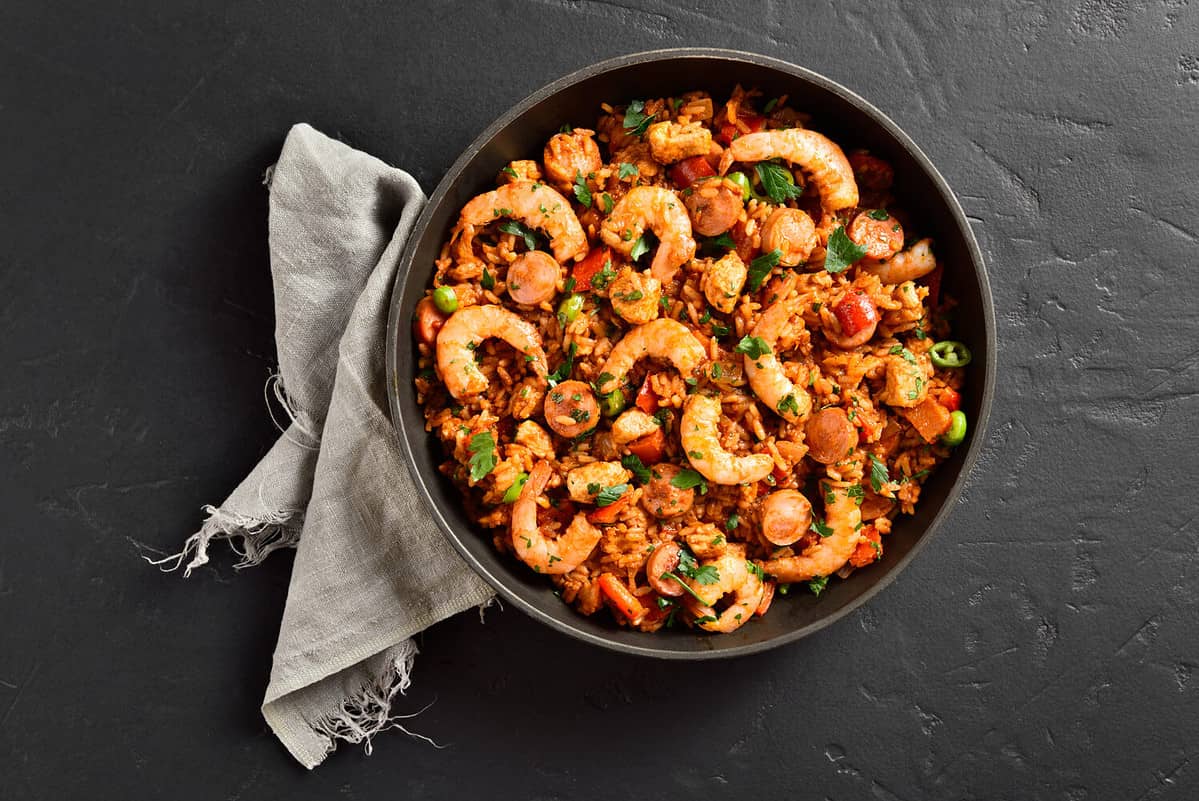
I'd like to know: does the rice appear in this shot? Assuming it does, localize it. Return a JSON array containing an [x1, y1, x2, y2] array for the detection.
[[412, 87, 970, 635]]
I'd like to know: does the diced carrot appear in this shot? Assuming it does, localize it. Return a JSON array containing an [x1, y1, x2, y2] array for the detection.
[[942, 388, 961, 413], [635, 374, 659, 413], [668, 155, 716, 188], [755, 581, 776, 616], [625, 428, 666, 464], [902, 397, 953, 443], [849, 525, 882, 568], [572, 246, 612, 287], [597, 573, 647, 624], [587, 493, 632, 525], [717, 113, 765, 145]]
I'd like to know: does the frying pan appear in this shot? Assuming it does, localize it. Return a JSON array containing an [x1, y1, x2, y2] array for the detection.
[[385, 49, 995, 658]]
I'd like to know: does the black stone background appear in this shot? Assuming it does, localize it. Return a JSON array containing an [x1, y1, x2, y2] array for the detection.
[[3, 1, 1198, 798]]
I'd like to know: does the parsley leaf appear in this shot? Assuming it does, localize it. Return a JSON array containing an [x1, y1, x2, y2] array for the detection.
[[572, 172, 591, 208], [547, 342, 576, 386], [809, 575, 829, 596], [670, 468, 708, 495], [868, 208, 889, 221], [618, 162, 639, 179], [810, 517, 834, 538], [824, 225, 867, 273], [846, 485, 865, 506], [746, 560, 766, 581], [595, 483, 629, 507], [868, 453, 890, 492], [726, 512, 740, 531], [622, 99, 656, 137], [600, 193, 615, 213], [502, 472, 529, 503], [467, 432, 497, 482], [480, 267, 495, 291], [734, 336, 772, 360], [755, 162, 804, 204], [652, 408, 672, 428], [498, 220, 540, 251], [621, 454, 652, 484], [746, 248, 782, 291], [675, 548, 720, 585], [777, 393, 800, 416], [629, 231, 655, 262], [501, 165, 518, 178]]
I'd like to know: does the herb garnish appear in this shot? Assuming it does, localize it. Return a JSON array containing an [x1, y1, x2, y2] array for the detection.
[[498, 219, 541, 251], [755, 162, 803, 204], [824, 225, 867, 273], [868, 453, 890, 492], [809, 575, 829, 596], [734, 336, 772, 360], [595, 484, 629, 507], [746, 248, 782, 291], [467, 432, 497, 482], [621, 454, 651, 484], [622, 99, 656, 137], [573, 172, 591, 208], [547, 342, 577, 386], [868, 208, 890, 221]]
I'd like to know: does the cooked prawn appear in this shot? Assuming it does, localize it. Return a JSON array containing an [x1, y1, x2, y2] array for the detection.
[[594, 318, 706, 395], [760, 480, 863, 582], [726, 128, 859, 215], [680, 395, 774, 485], [436, 304, 548, 399], [860, 237, 936, 284], [743, 284, 812, 424], [682, 547, 765, 633], [512, 461, 602, 575], [457, 181, 588, 264], [600, 186, 697, 283]]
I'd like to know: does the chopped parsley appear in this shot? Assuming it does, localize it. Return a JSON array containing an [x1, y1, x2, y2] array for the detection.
[[502, 472, 529, 503], [846, 485, 865, 506], [547, 342, 576, 386], [746, 560, 766, 581], [467, 432, 497, 482], [629, 232, 654, 262], [810, 517, 834, 538], [480, 267, 495, 290], [614, 289, 644, 302], [501, 166, 518, 178], [734, 335, 772, 359], [868, 208, 890, 221], [498, 219, 540, 251], [618, 162, 639, 179], [746, 248, 782, 291], [777, 393, 800, 416], [808, 575, 829, 596], [590, 259, 616, 291], [676, 547, 720, 585], [573, 172, 591, 208], [868, 453, 890, 492], [755, 162, 803, 204], [622, 99, 655, 137], [725, 512, 740, 531], [824, 225, 867, 273], [600, 192, 615, 213], [595, 483, 629, 507], [621, 453, 651, 484], [670, 468, 708, 495], [652, 408, 672, 428], [569, 407, 591, 423]]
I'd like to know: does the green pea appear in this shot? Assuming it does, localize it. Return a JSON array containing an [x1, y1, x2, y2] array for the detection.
[[557, 293, 583, 325], [432, 286, 458, 313], [725, 171, 752, 202], [502, 472, 529, 503], [601, 388, 626, 418], [941, 410, 967, 447], [929, 340, 972, 368]]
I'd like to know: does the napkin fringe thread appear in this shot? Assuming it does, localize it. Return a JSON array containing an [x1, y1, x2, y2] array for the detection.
[[311, 638, 445, 758], [146, 504, 303, 577]]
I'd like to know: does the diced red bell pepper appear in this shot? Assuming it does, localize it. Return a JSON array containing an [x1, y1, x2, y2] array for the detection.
[[942, 389, 961, 413], [571, 246, 612, 287], [717, 113, 765, 145], [625, 428, 666, 464], [848, 525, 883, 568], [587, 493, 632, 525], [832, 290, 880, 338], [635, 374, 659, 413], [925, 265, 943, 310], [668, 155, 716, 189], [597, 573, 647, 625], [771, 463, 790, 485]]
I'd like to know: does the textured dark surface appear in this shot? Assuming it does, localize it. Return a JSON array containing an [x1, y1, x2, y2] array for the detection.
[[2, 1, 1197, 798]]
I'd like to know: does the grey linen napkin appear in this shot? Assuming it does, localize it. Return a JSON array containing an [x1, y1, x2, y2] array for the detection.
[[165, 123, 494, 768]]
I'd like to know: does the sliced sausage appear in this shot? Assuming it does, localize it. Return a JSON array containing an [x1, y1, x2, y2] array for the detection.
[[544, 380, 600, 438], [414, 296, 447, 345], [646, 541, 685, 597], [805, 407, 856, 464], [848, 210, 904, 260], [759, 489, 813, 546], [684, 178, 743, 236], [507, 251, 561, 306], [641, 463, 696, 519]]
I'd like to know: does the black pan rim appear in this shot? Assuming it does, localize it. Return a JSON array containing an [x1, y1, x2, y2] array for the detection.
[[385, 47, 997, 660]]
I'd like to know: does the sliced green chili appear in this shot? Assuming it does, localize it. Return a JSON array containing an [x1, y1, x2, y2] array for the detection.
[[929, 340, 972, 368]]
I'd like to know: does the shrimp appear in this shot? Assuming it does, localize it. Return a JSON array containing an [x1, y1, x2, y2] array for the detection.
[[511, 460, 602, 575], [457, 181, 588, 264], [743, 287, 813, 424], [726, 128, 859, 217], [759, 207, 817, 267], [682, 547, 765, 633], [860, 238, 936, 284], [760, 480, 863, 582], [436, 304, 548, 399], [680, 395, 774, 485], [594, 319, 706, 396], [600, 186, 697, 283], [543, 128, 602, 190]]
